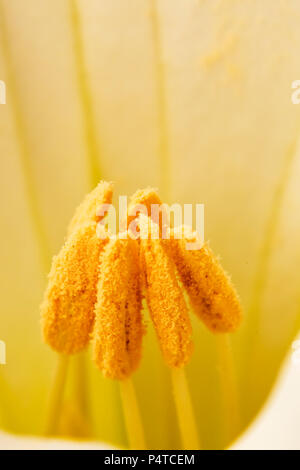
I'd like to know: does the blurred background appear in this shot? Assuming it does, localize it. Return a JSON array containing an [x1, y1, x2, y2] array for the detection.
[[0, 0, 300, 449]]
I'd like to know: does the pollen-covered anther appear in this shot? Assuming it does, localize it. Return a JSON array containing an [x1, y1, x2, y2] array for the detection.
[[41, 181, 114, 355], [93, 234, 144, 380], [140, 216, 193, 368], [166, 226, 242, 333], [68, 180, 113, 235], [41, 222, 109, 354]]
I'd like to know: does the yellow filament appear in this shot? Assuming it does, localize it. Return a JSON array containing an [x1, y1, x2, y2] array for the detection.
[[171, 368, 201, 450], [216, 335, 240, 444], [119, 379, 146, 450], [72, 351, 92, 436], [45, 355, 69, 436]]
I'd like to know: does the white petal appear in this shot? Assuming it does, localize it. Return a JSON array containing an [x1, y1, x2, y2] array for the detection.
[[232, 348, 300, 450], [0, 432, 113, 450]]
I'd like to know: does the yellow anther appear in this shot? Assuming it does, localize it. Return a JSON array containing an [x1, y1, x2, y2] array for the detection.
[[68, 181, 113, 235], [140, 217, 193, 368], [41, 223, 109, 354], [42, 181, 114, 354], [93, 235, 144, 380], [167, 226, 242, 333]]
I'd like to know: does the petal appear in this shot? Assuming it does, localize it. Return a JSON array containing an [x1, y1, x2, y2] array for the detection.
[[0, 431, 113, 450], [232, 353, 300, 450], [93, 236, 144, 380], [41, 223, 108, 354]]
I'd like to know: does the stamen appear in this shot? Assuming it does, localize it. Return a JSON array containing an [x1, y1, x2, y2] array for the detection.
[[139, 216, 198, 449], [120, 378, 147, 450], [92, 234, 146, 449], [167, 227, 242, 333], [93, 235, 144, 380], [171, 368, 201, 450], [167, 226, 242, 445], [41, 222, 109, 354], [68, 180, 113, 234], [140, 218, 193, 368], [42, 182, 113, 437]]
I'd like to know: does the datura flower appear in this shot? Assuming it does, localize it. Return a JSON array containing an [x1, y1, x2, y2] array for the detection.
[[1, 0, 300, 451], [40, 183, 241, 448]]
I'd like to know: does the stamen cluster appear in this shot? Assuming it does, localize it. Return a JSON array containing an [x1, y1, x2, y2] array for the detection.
[[41, 182, 242, 380]]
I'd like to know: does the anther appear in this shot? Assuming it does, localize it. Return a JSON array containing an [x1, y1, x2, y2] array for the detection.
[[167, 226, 242, 333], [93, 235, 144, 380]]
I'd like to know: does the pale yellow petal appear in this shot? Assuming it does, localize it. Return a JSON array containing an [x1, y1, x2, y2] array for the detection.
[[0, 431, 113, 450]]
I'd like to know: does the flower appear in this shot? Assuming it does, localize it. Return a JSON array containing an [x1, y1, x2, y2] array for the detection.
[[1, 0, 300, 450], [40, 183, 242, 448]]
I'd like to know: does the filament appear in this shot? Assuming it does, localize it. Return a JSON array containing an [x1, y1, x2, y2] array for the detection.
[[171, 367, 201, 450], [119, 378, 146, 450], [73, 351, 92, 436], [216, 334, 240, 445]]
